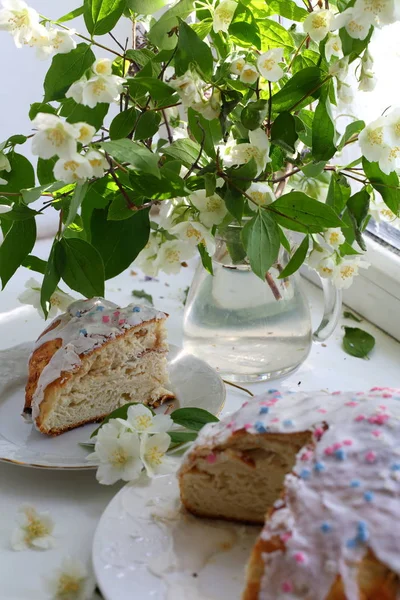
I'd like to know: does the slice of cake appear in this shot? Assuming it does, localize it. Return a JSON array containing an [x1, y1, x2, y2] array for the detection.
[[24, 297, 173, 436], [178, 388, 400, 599]]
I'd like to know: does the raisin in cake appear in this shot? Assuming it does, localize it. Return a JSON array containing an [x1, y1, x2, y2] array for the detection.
[[178, 388, 400, 599], [24, 297, 173, 436]]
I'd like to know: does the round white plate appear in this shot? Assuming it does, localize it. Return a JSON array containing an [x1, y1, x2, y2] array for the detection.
[[93, 474, 260, 600], [0, 344, 225, 470]]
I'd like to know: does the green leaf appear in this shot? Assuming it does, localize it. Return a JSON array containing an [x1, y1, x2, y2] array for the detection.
[[129, 168, 186, 199], [109, 107, 138, 140], [241, 211, 280, 280], [126, 77, 178, 105], [312, 87, 336, 162], [65, 182, 89, 228], [22, 255, 47, 274], [22, 182, 70, 205], [40, 241, 61, 318], [278, 226, 291, 252], [257, 18, 294, 56], [338, 120, 365, 151], [0, 135, 27, 153], [168, 431, 198, 444], [271, 192, 344, 233], [60, 98, 109, 130], [226, 159, 258, 192], [44, 43, 95, 102], [229, 21, 260, 49], [362, 158, 400, 216], [84, 0, 126, 35], [171, 407, 219, 431], [302, 161, 326, 178], [339, 24, 373, 63], [148, 0, 193, 49], [0, 218, 36, 288], [127, 0, 168, 13], [271, 111, 298, 154], [241, 100, 268, 131], [225, 185, 244, 222], [326, 173, 351, 214], [175, 20, 213, 78], [188, 108, 222, 159], [0, 204, 39, 221], [100, 139, 160, 178], [198, 243, 213, 275], [191, 20, 213, 40], [29, 102, 57, 120], [132, 289, 154, 304], [107, 193, 135, 220], [343, 310, 362, 322], [90, 207, 150, 279], [278, 235, 309, 278], [90, 402, 155, 438], [134, 111, 162, 141], [342, 326, 375, 359], [271, 67, 325, 113], [264, 0, 308, 21], [162, 138, 201, 168], [57, 6, 84, 22], [0, 153, 34, 193], [58, 237, 105, 297], [344, 188, 370, 251], [37, 157, 57, 185]]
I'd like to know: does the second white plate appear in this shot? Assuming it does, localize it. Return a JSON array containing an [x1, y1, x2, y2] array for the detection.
[[0, 344, 225, 470]]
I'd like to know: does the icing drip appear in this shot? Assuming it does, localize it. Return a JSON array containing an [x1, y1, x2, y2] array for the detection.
[[179, 388, 400, 599], [31, 297, 167, 421]]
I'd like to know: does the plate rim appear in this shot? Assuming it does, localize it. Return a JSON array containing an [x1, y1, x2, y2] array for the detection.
[[0, 343, 225, 470]]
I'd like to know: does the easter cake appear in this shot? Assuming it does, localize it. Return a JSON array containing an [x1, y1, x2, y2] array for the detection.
[[24, 298, 173, 436], [178, 388, 400, 599]]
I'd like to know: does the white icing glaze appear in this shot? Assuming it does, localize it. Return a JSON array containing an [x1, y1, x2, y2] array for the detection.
[[179, 388, 400, 599], [30, 297, 167, 422]]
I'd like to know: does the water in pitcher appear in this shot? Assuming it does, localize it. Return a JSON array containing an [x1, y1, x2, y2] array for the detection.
[[183, 236, 313, 382]]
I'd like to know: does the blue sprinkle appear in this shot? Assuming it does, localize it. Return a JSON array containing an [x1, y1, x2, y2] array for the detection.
[[254, 421, 268, 433], [314, 461, 325, 473], [334, 448, 346, 461], [283, 419, 294, 428], [268, 389, 278, 394], [364, 491, 374, 502], [346, 538, 357, 549], [320, 522, 332, 533], [75, 311, 81, 318], [300, 468, 311, 480], [132, 306, 141, 313], [356, 521, 369, 543], [259, 406, 269, 415], [79, 328, 87, 335], [350, 479, 361, 488], [96, 306, 104, 311], [391, 464, 400, 471]]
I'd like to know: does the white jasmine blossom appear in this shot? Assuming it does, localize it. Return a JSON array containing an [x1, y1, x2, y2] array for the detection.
[[329, 56, 349, 82], [170, 70, 204, 107], [135, 235, 161, 277], [190, 189, 228, 227], [65, 78, 86, 104], [246, 182, 275, 207], [120, 404, 173, 434], [353, 0, 397, 27], [171, 220, 216, 255], [257, 47, 284, 82], [332, 8, 371, 40], [32, 113, 78, 160], [0, 151, 11, 172], [11, 505, 55, 551], [337, 81, 354, 105], [332, 256, 369, 289], [196, 87, 221, 120], [81, 74, 125, 108], [74, 122, 95, 145], [49, 27, 76, 55], [85, 150, 107, 177], [92, 57, 113, 77], [140, 432, 175, 477], [230, 56, 245, 75], [308, 248, 337, 279], [239, 63, 258, 84], [369, 195, 400, 226], [358, 116, 398, 173], [303, 9, 334, 42], [325, 34, 343, 62], [45, 556, 95, 600], [18, 277, 75, 319], [157, 239, 196, 274], [28, 23, 53, 59], [213, 0, 237, 33], [53, 153, 93, 184], [228, 128, 271, 175], [358, 69, 377, 91], [0, 0, 40, 47], [323, 228, 345, 249]]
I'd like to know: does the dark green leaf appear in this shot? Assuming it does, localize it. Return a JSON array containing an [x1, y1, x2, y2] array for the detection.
[[0, 153, 34, 193], [132, 289, 154, 304], [162, 138, 201, 168], [339, 241, 361, 256], [278, 235, 309, 278], [342, 326, 375, 359], [271, 191, 344, 233], [37, 157, 57, 185], [22, 255, 47, 274], [241, 211, 280, 280], [0, 135, 27, 152], [271, 67, 325, 113], [198, 243, 213, 274], [271, 111, 298, 154], [312, 87, 336, 162], [188, 108, 222, 159], [29, 102, 57, 120], [257, 18, 294, 56], [168, 431, 198, 444], [22, 181, 66, 205], [90, 402, 155, 438], [175, 20, 213, 78], [65, 182, 88, 228], [326, 173, 351, 213], [362, 158, 400, 216], [40, 241, 61, 318], [0, 218, 36, 288], [0, 204, 38, 221], [347, 188, 370, 228], [148, 0, 193, 49], [339, 24, 373, 63], [91, 207, 150, 279], [60, 98, 109, 130], [134, 111, 161, 141], [125, 48, 161, 76], [107, 193, 135, 220], [225, 185, 244, 222], [57, 6, 84, 22], [343, 310, 362, 322], [100, 139, 160, 178], [227, 158, 258, 192], [58, 237, 105, 297], [126, 77, 177, 105], [229, 21, 260, 49], [241, 100, 268, 131], [264, 0, 308, 21], [129, 168, 186, 199], [171, 407, 219, 431], [109, 107, 138, 140], [338, 120, 365, 151], [84, 0, 126, 35], [278, 226, 291, 252], [204, 173, 217, 196], [44, 43, 95, 102], [127, 0, 167, 13], [302, 161, 326, 178]]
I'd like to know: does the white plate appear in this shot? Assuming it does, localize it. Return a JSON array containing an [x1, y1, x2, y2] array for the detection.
[[93, 474, 260, 600], [0, 344, 225, 470]]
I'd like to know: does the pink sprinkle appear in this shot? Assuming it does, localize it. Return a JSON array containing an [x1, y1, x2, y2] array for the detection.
[[343, 439, 353, 446], [333, 442, 342, 450], [300, 451, 313, 461], [282, 582, 293, 593], [317, 408, 327, 413], [379, 405, 387, 410], [226, 421, 235, 429], [294, 552, 306, 564], [102, 315, 110, 323], [206, 453, 217, 464], [365, 451, 377, 463], [271, 418, 280, 423], [345, 401, 359, 407], [371, 386, 384, 391], [356, 392, 364, 396], [244, 423, 252, 430], [314, 427, 324, 440], [113, 310, 120, 317], [281, 532, 292, 543], [242, 402, 249, 408], [324, 446, 334, 456], [355, 415, 365, 422], [118, 319, 126, 325], [371, 430, 382, 438], [332, 391, 341, 395], [383, 393, 393, 398], [266, 398, 279, 406]]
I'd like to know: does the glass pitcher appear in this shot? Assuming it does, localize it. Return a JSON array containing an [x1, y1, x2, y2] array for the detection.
[[182, 224, 342, 382]]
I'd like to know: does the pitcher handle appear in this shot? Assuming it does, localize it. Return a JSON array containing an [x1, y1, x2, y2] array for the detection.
[[312, 278, 342, 342]]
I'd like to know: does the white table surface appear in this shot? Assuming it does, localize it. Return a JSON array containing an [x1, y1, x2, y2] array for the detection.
[[0, 238, 399, 600]]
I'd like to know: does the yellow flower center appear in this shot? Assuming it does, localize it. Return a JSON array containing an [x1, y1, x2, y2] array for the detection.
[[63, 160, 79, 172], [312, 14, 327, 29], [186, 224, 203, 242], [389, 146, 400, 161], [52, 33, 63, 49], [261, 58, 275, 71], [348, 20, 364, 33], [47, 127, 66, 147], [234, 60, 244, 72], [111, 449, 129, 467], [92, 79, 107, 96], [321, 266, 333, 275], [89, 158, 102, 168], [333, 42, 340, 51], [206, 197, 222, 212], [242, 67, 256, 78], [24, 512, 50, 543], [340, 265, 355, 279], [78, 126, 91, 142], [249, 191, 265, 205], [146, 446, 164, 466], [10, 11, 29, 29], [215, 6, 234, 23], [381, 208, 395, 219], [364, 0, 387, 15], [329, 232, 340, 244], [57, 575, 82, 597], [95, 61, 109, 74], [367, 127, 383, 146], [134, 415, 152, 430], [165, 248, 180, 263]]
